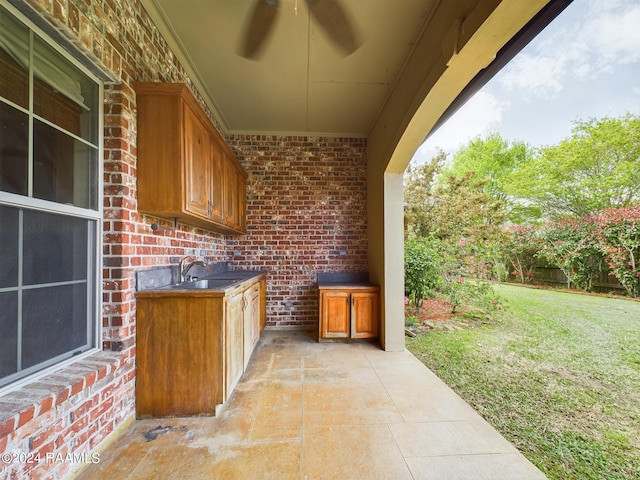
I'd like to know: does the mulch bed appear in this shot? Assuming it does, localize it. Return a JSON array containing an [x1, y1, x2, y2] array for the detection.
[[404, 297, 471, 335], [406, 297, 456, 322]]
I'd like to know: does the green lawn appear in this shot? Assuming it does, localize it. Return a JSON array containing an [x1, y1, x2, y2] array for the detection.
[[406, 284, 640, 480]]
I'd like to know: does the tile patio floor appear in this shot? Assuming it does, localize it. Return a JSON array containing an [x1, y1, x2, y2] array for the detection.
[[74, 330, 547, 479]]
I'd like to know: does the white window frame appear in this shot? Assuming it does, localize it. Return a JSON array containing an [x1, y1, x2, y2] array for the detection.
[[0, 0, 103, 396]]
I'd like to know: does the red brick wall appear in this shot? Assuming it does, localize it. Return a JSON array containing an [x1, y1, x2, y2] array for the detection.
[[227, 135, 369, 328], [0, 353, 132, 479], [1, 1, 368, 478], [1, 0, 229, 478]]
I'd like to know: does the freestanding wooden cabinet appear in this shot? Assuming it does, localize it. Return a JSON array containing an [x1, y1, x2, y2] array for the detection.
[[133, 82, 246, 234], [135, 274, 266, 418], [318, 284, 379, 341]]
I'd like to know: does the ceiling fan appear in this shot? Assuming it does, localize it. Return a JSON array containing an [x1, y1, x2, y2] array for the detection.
[[240, 0, 362, 59]]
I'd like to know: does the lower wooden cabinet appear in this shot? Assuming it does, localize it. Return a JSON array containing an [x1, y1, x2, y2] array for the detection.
[[135, 294, 224, 417], [318, 284, 379, 341], [225, 282, 262, 399], [136, 275, 266, 418]]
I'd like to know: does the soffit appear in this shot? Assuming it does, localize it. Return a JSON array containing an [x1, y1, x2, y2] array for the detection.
[[140, 0, 438, 136]]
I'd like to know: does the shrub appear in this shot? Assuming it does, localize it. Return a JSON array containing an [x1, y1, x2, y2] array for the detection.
[[439, 273, 503, 315], [501, 225, 539, 284], [438, 239, 503, 314], [591, 206, 640, 297], [537, 217, 605, 291], [404, 238, 442, 313]]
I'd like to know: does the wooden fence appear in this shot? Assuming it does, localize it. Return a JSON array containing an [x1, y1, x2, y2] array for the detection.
[[507, 263, 625, 293]]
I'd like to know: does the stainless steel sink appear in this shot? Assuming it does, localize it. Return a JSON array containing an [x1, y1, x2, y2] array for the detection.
[[158, 278, 239, 290], [150, 271, 262, 291], [181, 279, 237, 289]]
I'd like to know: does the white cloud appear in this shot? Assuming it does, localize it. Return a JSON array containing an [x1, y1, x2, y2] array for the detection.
[[497, 0, 640, 99], [498, 53, 567, 99], [573, 2, 640, 77], [586, 5, 640, 63]]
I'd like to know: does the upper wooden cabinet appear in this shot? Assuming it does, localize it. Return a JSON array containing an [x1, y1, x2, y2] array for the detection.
[[133, 83, 246, 235]]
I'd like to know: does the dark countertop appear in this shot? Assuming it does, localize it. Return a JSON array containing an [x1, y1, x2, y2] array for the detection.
[[317, 281, 379, 289], [316, 271, 377, 289], [136, 269, 266, 295]]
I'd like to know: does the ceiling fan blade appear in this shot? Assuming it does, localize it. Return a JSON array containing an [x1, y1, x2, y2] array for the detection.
[[307, 0, 361, 56], [240, 0, 279, 59]]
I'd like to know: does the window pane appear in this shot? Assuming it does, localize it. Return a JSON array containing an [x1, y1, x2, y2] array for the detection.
[[0, 204, 19, 288], [22, 283, 89, 369], [0, 6, 29, 109], [33, 119, 98, 209], [0, 291, 18, 378], [22, 209, 88, 285], [0, 103, 29, 195], [0, 5, 99, 390], [33, 38, 98, 144]]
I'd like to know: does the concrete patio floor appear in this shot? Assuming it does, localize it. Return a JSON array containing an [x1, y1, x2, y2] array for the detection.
[[74, 330, 547, 479]]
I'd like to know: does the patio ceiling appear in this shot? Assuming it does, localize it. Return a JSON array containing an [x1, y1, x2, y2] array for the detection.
[[140, 0, 440, 137]]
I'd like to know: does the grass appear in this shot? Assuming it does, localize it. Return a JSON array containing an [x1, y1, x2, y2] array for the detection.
[[406, 284, 640, 480]]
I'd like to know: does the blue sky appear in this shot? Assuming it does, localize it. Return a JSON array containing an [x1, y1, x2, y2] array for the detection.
[[412, 0, 640, 165]]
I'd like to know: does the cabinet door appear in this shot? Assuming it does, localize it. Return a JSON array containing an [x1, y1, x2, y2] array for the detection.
[[136, 296, 224, 417], [249, 283, 261, 347], [223, 158, 238, 228], [183, 104, 211, 219], [243, 283, 261, 368], [225, 292, 245, 400], [259, 278, 267, 334], [320, 291, 350, 339], [209, 140, 224, 222], [235, 171, 246, 232], [351, 292, 379, 339]]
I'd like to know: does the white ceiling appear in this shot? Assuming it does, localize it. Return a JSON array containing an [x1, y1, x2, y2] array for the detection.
[[141, 0, 439, 136]]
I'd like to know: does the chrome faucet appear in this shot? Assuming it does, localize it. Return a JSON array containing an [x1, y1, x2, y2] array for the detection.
[[179, 256, 208, 283]]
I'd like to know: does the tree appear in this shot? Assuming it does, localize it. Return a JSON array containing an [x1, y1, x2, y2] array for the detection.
[[405, 166, 506, 244], [405, 150, 508, 243], [404, 151, 445, 239], [428, 172, 506, 243], [442, 133, 538, 222], [506, 114, 640, 218], [405, 154, 508, 298], [444, 133, 531, 199]]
